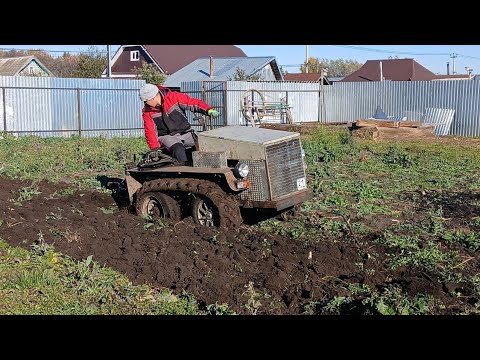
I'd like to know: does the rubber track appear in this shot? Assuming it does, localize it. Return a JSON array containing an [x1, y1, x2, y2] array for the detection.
[[135, 178, 243, 230]]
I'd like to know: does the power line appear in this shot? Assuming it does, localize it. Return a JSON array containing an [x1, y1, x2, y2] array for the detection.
[[281, 45, 454, 70], [330, 45, 451, 56], [0, 47, 107, 54], [456, 53, 480, 61], [330, 45, 480, 63]]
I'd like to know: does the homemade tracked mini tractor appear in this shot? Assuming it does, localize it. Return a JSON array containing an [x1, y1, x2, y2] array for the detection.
[[124, 125, 312, 229]]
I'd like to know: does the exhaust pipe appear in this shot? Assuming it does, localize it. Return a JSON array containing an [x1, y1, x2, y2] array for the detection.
[[210, 56, 214, 79]]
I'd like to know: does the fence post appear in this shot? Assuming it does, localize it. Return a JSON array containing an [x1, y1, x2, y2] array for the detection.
[[76, 88, 82, 137], [286, 91, 289, 124], [318, 84, 321, 122], [321, 81, 326, 123], [223, 81, 227, 127], [2, 87, 6, 132]]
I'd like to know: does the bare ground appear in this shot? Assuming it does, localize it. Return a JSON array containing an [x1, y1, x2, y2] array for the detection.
[[1, 176, 478, 314]]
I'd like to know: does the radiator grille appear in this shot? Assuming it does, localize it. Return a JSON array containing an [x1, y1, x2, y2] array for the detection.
[[239, 160, 270, 201], [266, 139, 306, 199], [192, 151, 227, 168]]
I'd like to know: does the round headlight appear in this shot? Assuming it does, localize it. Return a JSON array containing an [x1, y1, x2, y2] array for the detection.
[[234, 162, 249, 178]]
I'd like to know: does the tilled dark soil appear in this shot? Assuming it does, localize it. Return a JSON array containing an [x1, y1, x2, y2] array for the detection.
[[0, 176, 477, 314]]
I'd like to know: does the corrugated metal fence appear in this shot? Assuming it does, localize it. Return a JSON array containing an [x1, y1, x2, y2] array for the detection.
[[324, 80, 480, 137], [182, 80, 480, 137], [2, 76, 480, 138], [0, 76, 146, 137]]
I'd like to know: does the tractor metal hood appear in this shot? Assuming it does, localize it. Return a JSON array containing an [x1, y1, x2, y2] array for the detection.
[[197, 126, 300, 160]]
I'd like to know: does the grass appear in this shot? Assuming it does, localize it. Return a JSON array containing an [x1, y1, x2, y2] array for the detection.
[[0, 133, 148, 182], [300, 127, 480, 218], [271, 127, 480, 310], [303, 282, 437, 315], [1, 128, 480, 314], [0, 237, 206, 315], [0, 134, 237, 314]]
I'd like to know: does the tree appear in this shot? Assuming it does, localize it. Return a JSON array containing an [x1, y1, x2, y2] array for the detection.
[[300, 57, 363, 77], [227, 67, 264, 81], [74, 46, 107, 78], [52, 53, 80, 78], [300, 57, 325, 74], [39, 52, 79, 78], [132, 62, 166, 85], [0, 48, 98, 78]]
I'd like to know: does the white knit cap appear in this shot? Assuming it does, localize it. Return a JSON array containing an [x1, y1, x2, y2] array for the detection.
[[139, 83, 159, 102]]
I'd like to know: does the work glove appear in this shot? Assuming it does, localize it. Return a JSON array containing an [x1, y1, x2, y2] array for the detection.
[[208, 109, 220, 117]]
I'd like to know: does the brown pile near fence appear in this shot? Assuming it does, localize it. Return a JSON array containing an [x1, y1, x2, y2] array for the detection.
[[351, 119, 436, 140], [261, 120, 436, 140]]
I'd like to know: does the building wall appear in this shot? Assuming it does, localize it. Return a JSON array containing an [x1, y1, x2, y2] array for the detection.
[[111, 46, 156, 74], [18, 60, 50, 77], [258, 64, 277, 81]]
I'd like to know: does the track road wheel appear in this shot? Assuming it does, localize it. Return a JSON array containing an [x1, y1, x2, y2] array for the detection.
[[190, 191, 240, 229], [191, 196, 218, 227], [135, 191, 181, 221]]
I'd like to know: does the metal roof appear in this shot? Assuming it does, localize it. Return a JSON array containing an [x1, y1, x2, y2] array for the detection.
[[341, 59, 437, 82], [284, 73, 321, 81], [434, 74, 471, 80], [0, 56, 53, 76], [163, 57, 282, 87], [143, 45, 246, 75], [283, 72, 331, 84], [327, 76, 344, 82]]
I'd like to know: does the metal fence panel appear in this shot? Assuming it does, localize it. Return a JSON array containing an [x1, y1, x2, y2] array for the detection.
[[200, 81, 227, 129], [325, 80, 480, 136], [183, 80, 480, 136], [80, 88, 143, 137], [0, 75, 145, 138], [83, 129, 144, 138], [424, 108, 456, 136]]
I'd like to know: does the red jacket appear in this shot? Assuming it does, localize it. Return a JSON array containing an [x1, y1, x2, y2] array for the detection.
[[142, 86, 212, 150]]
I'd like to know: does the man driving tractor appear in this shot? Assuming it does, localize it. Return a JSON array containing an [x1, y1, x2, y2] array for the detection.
[[139, 83, 220, 165]]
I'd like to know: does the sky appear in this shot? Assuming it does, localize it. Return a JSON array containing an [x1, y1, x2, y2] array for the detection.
[[1, 45, 480, 75]]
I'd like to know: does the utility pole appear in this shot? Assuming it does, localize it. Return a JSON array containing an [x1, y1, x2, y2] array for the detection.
[[305, 45, 309, 73], [107, 45, 111, 78], [450, 53, 457, 75], [320, 67, 328, 123]]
